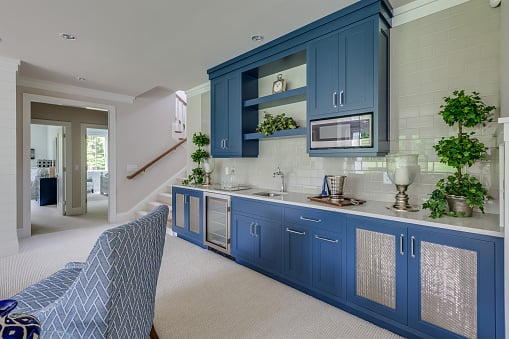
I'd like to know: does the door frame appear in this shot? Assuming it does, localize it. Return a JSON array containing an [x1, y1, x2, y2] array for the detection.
[[30, 119, 72, 216], [21, 93, 117, 237], [81, 123, 108, 214]]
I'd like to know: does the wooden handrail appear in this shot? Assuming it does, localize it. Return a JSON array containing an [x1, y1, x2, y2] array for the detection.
[[176, 94, 187, 106], [126, 138, 187, 180]]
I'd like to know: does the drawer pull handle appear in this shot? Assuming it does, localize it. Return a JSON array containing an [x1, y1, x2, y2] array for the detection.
[[411, 236, 416, 258], [315, 235, 338, 243], [399, 234, 404, 255], [286, 228, 306, 236], [299, 216, 321, 223]]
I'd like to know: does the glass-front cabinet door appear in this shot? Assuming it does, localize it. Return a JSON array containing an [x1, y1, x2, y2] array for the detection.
[[171, 187, 203, 246]]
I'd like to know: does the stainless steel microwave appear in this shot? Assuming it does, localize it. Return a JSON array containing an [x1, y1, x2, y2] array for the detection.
[[310, 114, 373, 149]]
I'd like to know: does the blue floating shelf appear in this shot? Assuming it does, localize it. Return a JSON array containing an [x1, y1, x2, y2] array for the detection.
[[243, 87, 307, 110], [243, 127, 307, 140]]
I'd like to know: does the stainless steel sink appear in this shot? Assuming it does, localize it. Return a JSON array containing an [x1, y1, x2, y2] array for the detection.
[[252, 191, 282, 197]]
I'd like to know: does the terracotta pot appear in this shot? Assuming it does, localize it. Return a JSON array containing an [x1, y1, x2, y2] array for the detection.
[[446, 195, 473, 217]]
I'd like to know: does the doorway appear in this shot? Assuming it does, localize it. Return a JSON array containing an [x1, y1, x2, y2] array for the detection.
[[21, 94, 117, 238], [82, 125, 109, 216]]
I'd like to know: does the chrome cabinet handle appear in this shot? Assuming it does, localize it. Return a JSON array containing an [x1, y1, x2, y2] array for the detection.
[[249, 222, 255, 236], [254, 223, 259, 237], [411, 236, 416, 258], [399, 234, 404, 255], [315, 235, 338, 243], [286, 228, 306, 235], [299, 216, 321, 223], [333, 91, 338, 108], [339, 90, 344, 106]]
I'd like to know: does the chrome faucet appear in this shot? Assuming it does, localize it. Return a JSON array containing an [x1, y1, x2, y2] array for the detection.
[[273, 166, 285, 192]]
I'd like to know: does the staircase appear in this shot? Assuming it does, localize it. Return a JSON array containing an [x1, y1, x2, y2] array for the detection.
[[135, 185, 175, 235]]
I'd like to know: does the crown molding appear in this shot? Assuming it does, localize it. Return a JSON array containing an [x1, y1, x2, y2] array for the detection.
[[17, 77, 135, 104], [186, 82, 210, 98], [392, 0, 471, 27], [0, 57, 20, 73]]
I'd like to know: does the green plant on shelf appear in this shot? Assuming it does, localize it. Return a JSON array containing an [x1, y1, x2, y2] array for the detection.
[[182, 132, 209, 185], [256, 112, 298, 136]]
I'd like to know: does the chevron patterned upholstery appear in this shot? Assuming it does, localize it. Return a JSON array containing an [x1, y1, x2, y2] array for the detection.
[[11, 205, 169, 339]]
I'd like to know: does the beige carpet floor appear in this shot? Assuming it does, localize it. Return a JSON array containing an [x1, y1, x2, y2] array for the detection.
[[1, 206, 403, 339]]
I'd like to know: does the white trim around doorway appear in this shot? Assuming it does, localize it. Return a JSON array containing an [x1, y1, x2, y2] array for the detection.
[[21, 94, 117, 238]]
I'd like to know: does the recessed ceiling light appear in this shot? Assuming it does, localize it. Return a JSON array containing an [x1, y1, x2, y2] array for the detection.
[[76, 76, 86, 81], [60, 33, 77, 40], [251, 34, 264, 42]]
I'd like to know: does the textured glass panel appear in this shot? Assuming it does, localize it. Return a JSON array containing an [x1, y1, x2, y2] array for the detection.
[[356, 228, 396, 309], [189, 196, 200, 234], [175, 193, 185, 228], [420, 241, 477, 339]]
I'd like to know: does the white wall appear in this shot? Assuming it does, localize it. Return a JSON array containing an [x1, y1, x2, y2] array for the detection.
[[0, 57, 19, 257], [188, 0, 501, 214]]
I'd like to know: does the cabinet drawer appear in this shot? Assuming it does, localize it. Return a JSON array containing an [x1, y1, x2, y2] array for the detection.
[[232, 197, 282, 221], [284, 206, 342, 233]]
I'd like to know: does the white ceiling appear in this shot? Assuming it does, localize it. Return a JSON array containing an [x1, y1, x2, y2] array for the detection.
[[0, 0, 410, 98]]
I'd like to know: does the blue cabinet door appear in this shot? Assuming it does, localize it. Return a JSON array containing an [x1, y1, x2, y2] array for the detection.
[[407, 228, 498, 339], [339, 19, 374, 113], [312, 228, 344, 300], [253, 219, 282, 275], [307, 18, 375, 119], [171, 187, 203, 246], [307, 32, 340, 118], [231, 213, 256, 262], [282, 224, 312, 286], [210, 72, 242, 157], [346, 215, 408, 324]]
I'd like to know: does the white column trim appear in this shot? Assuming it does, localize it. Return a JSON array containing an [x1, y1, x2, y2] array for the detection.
[[18, 77, 135, 104], [392, 0, 472, 27], [499, 117, 509, 338], [0, 56, 20, 72]]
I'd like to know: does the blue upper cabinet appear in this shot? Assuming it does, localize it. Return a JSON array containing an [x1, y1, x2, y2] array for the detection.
[[210, 72, 258, 158], [308, 19, 374, 118], [208, 0, 392, 158], [307, 15, 390, 157]]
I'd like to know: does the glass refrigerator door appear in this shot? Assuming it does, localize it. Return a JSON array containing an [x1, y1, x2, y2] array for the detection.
[[205, 195, 230, 253]]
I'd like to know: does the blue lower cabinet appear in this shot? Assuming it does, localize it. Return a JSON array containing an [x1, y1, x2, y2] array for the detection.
[[312, 228, 345, 300], [231, 214, 282, 274], [172, 187, 204, 247], [347, 214, 503, 338], [346, 215, 408, 324], [282, 224, 312, 286], [407, 227, 501, 339]]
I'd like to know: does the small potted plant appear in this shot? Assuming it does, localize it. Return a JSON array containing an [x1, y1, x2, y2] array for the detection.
[[182, 132, 210, 185], [422, 90, 495, 218]]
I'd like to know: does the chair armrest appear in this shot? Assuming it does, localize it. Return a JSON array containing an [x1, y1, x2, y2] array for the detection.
[[64, 262, 86, 269]]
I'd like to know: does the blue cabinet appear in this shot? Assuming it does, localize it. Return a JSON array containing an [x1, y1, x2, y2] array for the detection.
[[231, 197, 282, 275], [210, 72, 258, 158], [307, 16, 390, 157], [282, 223, 312, 286], [283, 206, 345, 301], [307, 19, 374, 118], [347, 214, 504, 338], [172, 187, 204, 247]]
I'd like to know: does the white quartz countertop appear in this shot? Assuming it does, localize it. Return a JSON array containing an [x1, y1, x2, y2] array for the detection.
[[175, 184, 503, 238]]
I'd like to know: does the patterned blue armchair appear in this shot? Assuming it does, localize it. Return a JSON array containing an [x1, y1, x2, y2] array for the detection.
[[10, 205, 169, 339]]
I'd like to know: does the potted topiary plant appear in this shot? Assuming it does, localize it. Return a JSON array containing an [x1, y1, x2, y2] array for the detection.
[[422, 90, 495, 218], [182, 132, 210, 185]]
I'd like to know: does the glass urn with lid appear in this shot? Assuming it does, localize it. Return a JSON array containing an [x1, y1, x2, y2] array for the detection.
[[386, 154, 420, 211]]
